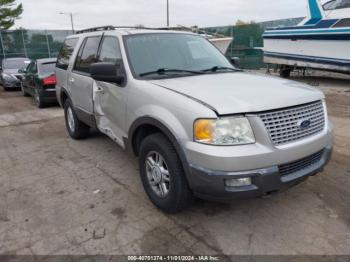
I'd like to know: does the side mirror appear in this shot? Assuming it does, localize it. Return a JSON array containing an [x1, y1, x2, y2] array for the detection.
[[18, 68, 26, 74], [230, 57, 241, 69], [90, 62, 125, 85]]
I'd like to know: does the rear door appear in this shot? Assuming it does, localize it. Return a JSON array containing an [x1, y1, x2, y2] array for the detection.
[[23, 62, 33, 90], [25, 62, 37, 96], [69, 36, 101, 115], [56, 37, 79, 104], [93, 35, 128, 147]]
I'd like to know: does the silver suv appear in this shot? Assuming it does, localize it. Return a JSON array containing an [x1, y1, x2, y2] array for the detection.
[[56, 26, 333, 213]]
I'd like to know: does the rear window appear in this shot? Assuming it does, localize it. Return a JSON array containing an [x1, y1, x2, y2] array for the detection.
[[56, 38, 79, 70], [333, 18, 350, 27], [39, 62, 56, 76]]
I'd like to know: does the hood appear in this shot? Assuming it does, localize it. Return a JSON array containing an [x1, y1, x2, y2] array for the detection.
[[150, 72, 324, 115], [2, 69, 23, 75]]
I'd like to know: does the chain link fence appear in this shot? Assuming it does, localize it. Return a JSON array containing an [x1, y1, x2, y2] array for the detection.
[[0, 18, 303, 68], [0, 29, 72, 60]]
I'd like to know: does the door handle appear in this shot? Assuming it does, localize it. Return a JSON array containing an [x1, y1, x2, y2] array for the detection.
[[69, 78, 75, 83]]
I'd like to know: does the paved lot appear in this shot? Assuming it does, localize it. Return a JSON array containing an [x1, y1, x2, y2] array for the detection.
[[0, 73, 350, 255]]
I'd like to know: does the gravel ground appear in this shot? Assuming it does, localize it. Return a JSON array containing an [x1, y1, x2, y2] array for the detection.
[[0, 72, 349, 256]]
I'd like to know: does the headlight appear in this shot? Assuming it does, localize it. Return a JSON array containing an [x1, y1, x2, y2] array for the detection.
[[1, 73, 13, 81], [194, 117, 255, 145]]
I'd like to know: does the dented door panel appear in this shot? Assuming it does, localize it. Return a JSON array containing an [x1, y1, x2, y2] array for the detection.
[[93, 81, 128, 148]]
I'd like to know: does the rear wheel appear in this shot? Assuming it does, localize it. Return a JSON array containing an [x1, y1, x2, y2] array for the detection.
[[34, 89, 45, 108], [3, 86, 9, 91], [139, 133, 194, 213], [64, 99, 90, 140]]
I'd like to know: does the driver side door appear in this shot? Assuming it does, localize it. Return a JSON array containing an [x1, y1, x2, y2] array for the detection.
[[93, 36, 128, 148]]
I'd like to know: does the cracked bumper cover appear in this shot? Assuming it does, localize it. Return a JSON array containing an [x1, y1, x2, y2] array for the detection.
[[189, 144, 332, 201]]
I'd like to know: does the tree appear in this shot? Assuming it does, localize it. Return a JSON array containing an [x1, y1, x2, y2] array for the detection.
[[0, 0, 23, 30]]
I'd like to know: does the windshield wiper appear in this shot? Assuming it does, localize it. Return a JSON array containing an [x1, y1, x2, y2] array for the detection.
[[201, 66, 240, 73], [139, 68, 204, 77]]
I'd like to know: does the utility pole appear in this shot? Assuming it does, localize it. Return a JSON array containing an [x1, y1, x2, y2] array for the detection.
[[21, 30, 28, 58], [166, 0, 170, 27], [60, 12, 75, 33], [45, 30, 51, 58], [0, 31, 6, 59], [70, 13, 75, 33]]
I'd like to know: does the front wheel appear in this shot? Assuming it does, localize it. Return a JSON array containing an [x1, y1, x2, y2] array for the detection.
[[139, 133, 194, 213], [64, 99, 90, 140]]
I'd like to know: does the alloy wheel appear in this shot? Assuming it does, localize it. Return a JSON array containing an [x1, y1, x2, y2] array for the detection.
[[145, 151, 171, 198], [67, 106, 75, 133]]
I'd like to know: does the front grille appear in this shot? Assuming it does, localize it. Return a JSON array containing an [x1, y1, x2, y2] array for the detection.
[[259, 101, 325, 146], [279, 149, 324, 177]]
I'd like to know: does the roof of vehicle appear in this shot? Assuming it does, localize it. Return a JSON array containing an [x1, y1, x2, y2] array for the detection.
[[68, 26, 196, 39], [36, 58, 57, 64]]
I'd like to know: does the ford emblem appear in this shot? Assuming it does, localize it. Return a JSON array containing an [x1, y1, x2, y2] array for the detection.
[[298, 119, 311, 129]]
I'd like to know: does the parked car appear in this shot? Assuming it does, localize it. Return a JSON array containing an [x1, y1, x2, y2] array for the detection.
[[56, 27, 333, 213], [21, 58, 58, 108], [0, 57, 31, 91]]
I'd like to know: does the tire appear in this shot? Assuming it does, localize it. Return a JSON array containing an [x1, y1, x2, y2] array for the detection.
[[21, 83, 29, 97], [280, 68, 291, 78], [34, 89, 45, 108], [64, 99, 90, 140], [139, 133, 194, 213], [3, 86, 9, 91]]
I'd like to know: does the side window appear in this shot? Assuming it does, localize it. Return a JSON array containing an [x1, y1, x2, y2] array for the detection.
[[31, 63, 38, 74], [98, 37, 122, 64], [26, 63, 34, 73], [56, 38, 79, 70], [74, 36, 101, 74], [27, 63, 37, 74]]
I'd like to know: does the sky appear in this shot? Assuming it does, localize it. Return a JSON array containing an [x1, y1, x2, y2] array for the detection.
[[13, 0, 310, 30]]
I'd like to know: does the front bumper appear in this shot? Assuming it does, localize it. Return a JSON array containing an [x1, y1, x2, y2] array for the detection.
[[190, 144, 332, 201], [3, 80, 21, 88]]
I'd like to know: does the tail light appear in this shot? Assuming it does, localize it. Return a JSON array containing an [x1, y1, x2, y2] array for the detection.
[[43, 75, 57, 86]]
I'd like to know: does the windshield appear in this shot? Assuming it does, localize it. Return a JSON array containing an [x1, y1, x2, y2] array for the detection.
[[124, 33, 233, 79], [322, 0, 350, 10], [3, 58, 30, 70], [39, 62, 56, 76]]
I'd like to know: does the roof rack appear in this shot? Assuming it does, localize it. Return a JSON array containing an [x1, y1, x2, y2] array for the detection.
[[76, 25, 159, 34], [76, 25, 116, 34], [75, 25, 222, 36]]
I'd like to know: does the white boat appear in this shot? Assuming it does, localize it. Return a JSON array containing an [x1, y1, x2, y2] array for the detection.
[[170, 25, 233, 54], [208, 37, 233, 54], [263, 0, 350, 76]]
